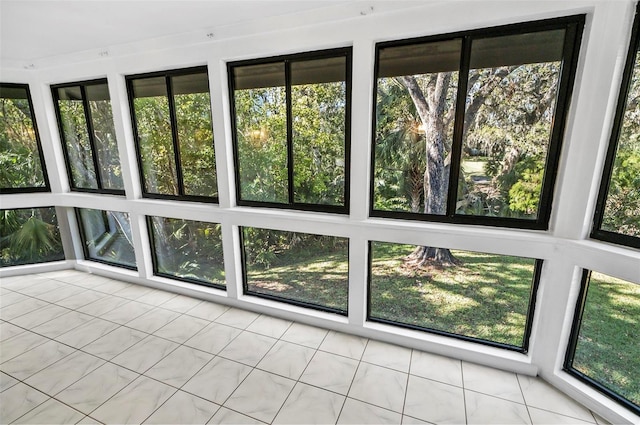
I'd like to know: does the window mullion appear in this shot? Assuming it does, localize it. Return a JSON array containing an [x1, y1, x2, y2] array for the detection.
[[166, 75, 185, 196], [446, 36, 471, 217], [81, 84, 103, 190], [285, 61, 295, 205]]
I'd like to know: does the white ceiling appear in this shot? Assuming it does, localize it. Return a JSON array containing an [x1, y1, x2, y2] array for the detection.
[[0, 0, 388, 65]]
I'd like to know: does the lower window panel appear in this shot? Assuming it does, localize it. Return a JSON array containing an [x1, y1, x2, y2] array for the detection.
[[77, 208, 136, 269], [566, 271, 639, 412], [241, 226, 349, 314], [0, 207, 65, 267], [148, 216, 225, 288], [368, 241, 539, 349]]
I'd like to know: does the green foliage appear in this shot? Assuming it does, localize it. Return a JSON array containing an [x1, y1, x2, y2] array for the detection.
[[0, 208, 64, 267], [0, 97, 46, 189], [151, 217, 224, 284], [58, 99, 97, 188], [602, 147, 640, 236]]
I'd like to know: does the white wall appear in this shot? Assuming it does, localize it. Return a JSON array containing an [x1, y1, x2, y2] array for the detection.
[[1, 1, 639, 423]]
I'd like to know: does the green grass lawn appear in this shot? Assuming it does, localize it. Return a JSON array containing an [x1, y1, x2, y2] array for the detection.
[[572, 272, 640, 407], [370, 242, 535, 347]]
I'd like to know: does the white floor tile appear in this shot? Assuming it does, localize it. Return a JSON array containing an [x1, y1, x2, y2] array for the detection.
[[300, 350, 359, 395], [35, 284, 87, 303], [0, 382, 48, 424], [1, 297, 49, 321], [92, 279, 132, 294], [257, 340, 315, 379], [186, 301, 229, 321], [410, 349, 463, 387], [13, 397, 85, 424], [529, 406, 596, 424], [113, 284, 154, 301], [100, 300, 155, 324], [362, 339, 412, 372], [10, 304, 70, 329], [0, 371, 19, 392], [125, 307, 181, 334], [55, 317, 119, 348], [246, 315, 292, 338], [25, 350, 105, 395], [76, 294, 131, 317], [153, 314, 209, 343], [404, 374, 466, 424], [0, 291, 28, 308], [224, 369, 295, 423], [0, 321, 26, 341], [183, 356, 252, 404], [145, 345, 213, 387], [214, 307, 259, 329], [0, 339, 74, 380], [184, 322, 242, 354], [55, 290, 104, 309], [337, 398, 402, 424], [348, 362, 408, 413], [465, 390, 531, 424], [159, 294, 202, 313], [82, 326, 148, 360], [518, 375, 596, 422], [56, 362, 139, 415], [31, 310, 94, 338], [319, 330, 368, 359], [208, 407, 265, 424], [144, 390, 219, 424], [218, 331, 276, 366], [273, 382, 344, 424], [281, 322, 328, 348], [0, 330, 49, 362], [111, 334, 179, 373], [462, 361, 525, 403], [136, 288, 177, 306], [91, 375, 175, 424]]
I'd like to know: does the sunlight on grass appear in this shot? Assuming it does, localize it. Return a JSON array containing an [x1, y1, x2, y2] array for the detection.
[[572, 272, 639, 407], [369, 242, 536, 347]]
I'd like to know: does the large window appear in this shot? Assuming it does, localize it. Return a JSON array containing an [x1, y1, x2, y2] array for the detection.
[[371, 16, 583, 229], [368, 241, 540, 350], [148, 216, 225, 289], [0, 83, 49, 193], [0, 207, 64, 267], [592, 5, 640, 249], [565, 271, 639, 414], [52, 80, 124, 193], [76, 208, 136, 269], [127, 67, 218, 201], [241, 227, 349, 314], [229, 48, 351, 213]]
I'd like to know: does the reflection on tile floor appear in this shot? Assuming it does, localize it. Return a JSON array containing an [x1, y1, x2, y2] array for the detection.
[[0, 270, 607, 424]]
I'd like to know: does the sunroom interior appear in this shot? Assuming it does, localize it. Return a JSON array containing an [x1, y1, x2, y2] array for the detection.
[[1, 1, 638, 424]]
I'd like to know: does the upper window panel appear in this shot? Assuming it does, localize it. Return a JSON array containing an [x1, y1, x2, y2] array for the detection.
[[592, 5, 640, 249], [372, 16, 584, 229], [127, 67, 218, 201], [0, 83, 49, 193], [230, 48, 351, 213], [53, 80, 124, 193]]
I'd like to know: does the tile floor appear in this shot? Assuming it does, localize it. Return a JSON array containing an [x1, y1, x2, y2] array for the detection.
[[0, 270, 609, 424]]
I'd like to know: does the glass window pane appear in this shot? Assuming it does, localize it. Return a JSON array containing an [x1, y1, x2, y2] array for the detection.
[[242, 226, 348, 313], [291, 57, 347, 205], [0, 207, 64, 267], [131, 77, 178, 196], [570, 272, 639, 408], [369, 241, 537, 347], [172, 73, 217, 198], [149, 216, 224, 287], [77, 208, 136, 269], [56, 86, 97, 189], [373, 40, 461, 214], [234, 63, 288, 203], [456, 30, 565, 219], [601, 50, 640, 239], [0, 85, 47, 190], [86, 83, 124, 191]]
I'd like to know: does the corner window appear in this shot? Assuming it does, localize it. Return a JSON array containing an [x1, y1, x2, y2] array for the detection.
[[368, 241, 540, 350], [0, 83, 49, 193], [371, 16, 584, 229], [592, 4, 640, 249], [0, 207, 64, 267], [52, 80, 124, 193], [148, 216, 225, 289], [127, 67, 218, 201], [241, 226, 349, 314], [76, 208, 136, 269], [565, 270, 639, 414], [229, 48, 351, 213]]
